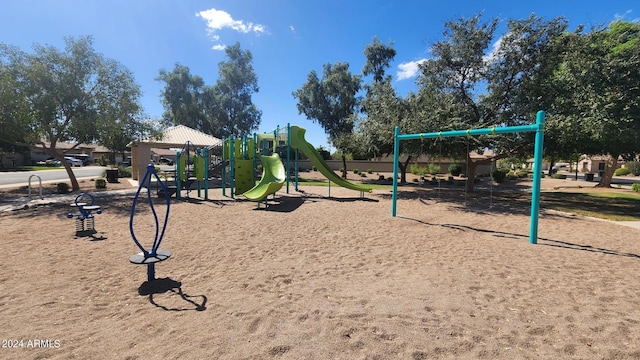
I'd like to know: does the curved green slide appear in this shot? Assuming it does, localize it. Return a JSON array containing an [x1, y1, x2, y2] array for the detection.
[[242, 153, 286, 201], [289, 125, 372, 193]]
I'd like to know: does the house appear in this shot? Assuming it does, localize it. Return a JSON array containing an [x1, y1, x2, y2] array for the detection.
[[578, 155, 623, 177], [129, 125, 222, 181], [524, 155, 623, 177], [29, 142, 130, 166]]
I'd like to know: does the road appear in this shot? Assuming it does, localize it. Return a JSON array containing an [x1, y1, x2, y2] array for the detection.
[[0, 166, 108, 188]]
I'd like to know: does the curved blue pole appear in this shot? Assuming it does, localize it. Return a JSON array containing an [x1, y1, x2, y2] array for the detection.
[[129, 164, 171, 257]]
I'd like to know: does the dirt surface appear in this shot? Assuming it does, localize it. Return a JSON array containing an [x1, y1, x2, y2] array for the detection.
[[2, 173, 640, 359]]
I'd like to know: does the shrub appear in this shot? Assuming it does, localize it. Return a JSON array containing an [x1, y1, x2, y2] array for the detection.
[[118, 165, 132, 178], [490, 168, 509, 183], [448, 163, 463, 176], [96, 156, 110, 167], [427, 163, 440, 175], [367, 169, 373, 174], [312, 166, 317, 171], [378, 175, 385, 181], [56, 182, 69, 194], [360, 172, 367, 177], [614, 167, 630, 176], [95, 178, 107, 189], [506, 173, 518, 181], [516, 170, 530, 178], [632, 183, 640, 192], [552, 173, 567, 179], [626, 161, 640, 176], [353, 169, 360, 174]]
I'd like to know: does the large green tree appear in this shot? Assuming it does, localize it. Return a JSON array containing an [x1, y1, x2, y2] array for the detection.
[[0, 36, 145, 190], [293, 62, 361, 178], [417, 13, 567, 192], [548, 20, 640, 187], [157, 43, 261, 139], [156, 64, 209, 133], [212, 42, 261, 138]]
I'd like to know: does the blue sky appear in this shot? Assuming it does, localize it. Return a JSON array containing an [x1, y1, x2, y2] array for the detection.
[[1, 1, 637, 150]]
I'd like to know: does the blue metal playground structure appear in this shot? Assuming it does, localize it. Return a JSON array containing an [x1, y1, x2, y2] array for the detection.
[[129, 164, 172, 282]]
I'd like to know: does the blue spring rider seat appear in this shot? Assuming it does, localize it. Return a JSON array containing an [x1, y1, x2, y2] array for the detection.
[[129, 164, 172, 282], [67, 193, 102, 236]]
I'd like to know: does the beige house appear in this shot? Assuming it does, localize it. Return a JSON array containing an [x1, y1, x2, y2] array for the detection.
[[29, 142, 124, 165], [129, 125, 222, 181]]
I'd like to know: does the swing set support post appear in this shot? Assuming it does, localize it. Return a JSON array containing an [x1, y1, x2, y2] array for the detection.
[[392, 110, 545, 245]]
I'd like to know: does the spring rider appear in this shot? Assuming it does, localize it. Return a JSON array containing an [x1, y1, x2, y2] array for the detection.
[[67, 193, 102, 236]]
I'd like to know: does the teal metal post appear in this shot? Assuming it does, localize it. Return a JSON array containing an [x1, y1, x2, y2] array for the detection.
[[391, 126, 401, 217], [253, 133, 257, 186], [529, 111, 545, 244], [286, 123, 291, 194], [294, 148, 299, 192], [230, 135, 235, 199], [176, 151, 182, 200], [196, 148, 202, 198], [222, 137, 227, 197], [204, 147, 209, 200]]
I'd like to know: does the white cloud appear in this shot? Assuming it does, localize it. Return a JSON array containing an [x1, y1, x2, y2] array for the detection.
[[614, 10, 639, 22], [396, 59, 427, 81], [615, 10, 633, 20], [212, 44, 226, 51], [290, 25, 295, 32], [483, 35, 504, 63], [196, 8, 266, 50]]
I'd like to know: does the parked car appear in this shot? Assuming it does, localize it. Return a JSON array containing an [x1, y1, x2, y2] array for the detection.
[[158, 157, 174, 165], [67, 154, 92, 165], [64, 156, 83, 167], [37, 158, 62, 166], [45, 158, 61, 165]]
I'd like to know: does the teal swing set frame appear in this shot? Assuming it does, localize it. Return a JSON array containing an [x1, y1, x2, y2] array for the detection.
[[391, 110, 546, 245]]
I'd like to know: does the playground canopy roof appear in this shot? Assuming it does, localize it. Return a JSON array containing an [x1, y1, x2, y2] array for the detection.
[[134, 125, 222, 148], [129, 125, 222, 181]]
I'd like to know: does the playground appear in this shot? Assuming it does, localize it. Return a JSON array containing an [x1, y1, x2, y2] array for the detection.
[[2, 172, 640, 359]]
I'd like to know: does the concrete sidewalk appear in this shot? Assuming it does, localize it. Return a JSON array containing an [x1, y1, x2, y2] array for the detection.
[[0, 187, 142, 213]]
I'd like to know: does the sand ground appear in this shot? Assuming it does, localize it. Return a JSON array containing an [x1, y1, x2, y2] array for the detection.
[[1, 173, 640, 359]]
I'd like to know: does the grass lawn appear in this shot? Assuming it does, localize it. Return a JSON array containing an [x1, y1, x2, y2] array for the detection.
[[541, 191, 640, 221], [300, 175, 640, 221], [0, 165, 63, 172]]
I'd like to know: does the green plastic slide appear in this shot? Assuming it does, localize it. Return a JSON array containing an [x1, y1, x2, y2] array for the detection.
[[289, 125, 372, 193], [242, 153, 286, 201]]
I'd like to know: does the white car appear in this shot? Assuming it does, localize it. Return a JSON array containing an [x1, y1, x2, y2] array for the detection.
[[64, 156, 83, 167]]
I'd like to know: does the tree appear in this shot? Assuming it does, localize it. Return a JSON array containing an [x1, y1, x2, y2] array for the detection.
[[362, 36, 396, 83], [417, 13, 567, 192], [156, 64, 209, 133], [549, 20, 640, 187], [293, 62, 361, 178], [156, 43, 261, 139], [212, 42, 261, 138], [0, 36, 144, 191], [99, 114, 161, 165]]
